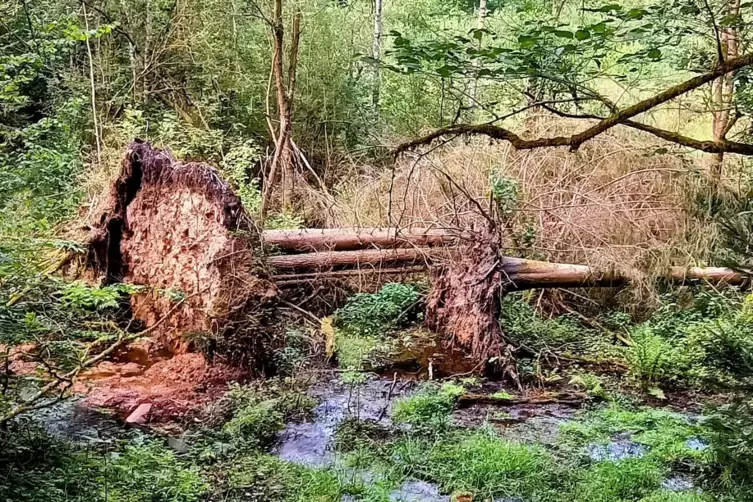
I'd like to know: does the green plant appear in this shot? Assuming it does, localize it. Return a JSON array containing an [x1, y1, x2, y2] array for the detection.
[[221, 140, 264, 214], [624, 325, 684, 391], [108, 440, 209, 502], [420, 429, 556, 499], [706, 400, 753, 490], [490, 172, 520, 216], [575, 457, 665, 502], [334, 283, 423, 338], [392, 382, 464, 428]]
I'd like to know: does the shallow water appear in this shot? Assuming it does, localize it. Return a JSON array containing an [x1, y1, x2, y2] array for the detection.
[[31, 397, 124, 443], [274, 375, 408, 467], [587, 434, 647, 462]]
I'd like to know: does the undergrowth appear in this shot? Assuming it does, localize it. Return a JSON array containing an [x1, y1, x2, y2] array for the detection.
[[332, 282, 424, 369]]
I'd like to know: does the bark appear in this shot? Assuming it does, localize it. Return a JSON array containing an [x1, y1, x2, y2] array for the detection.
[[396, 52, 753, 156], [262, 227, 470, 252], [263, 241, 746, 288], [261, 0, 301, 217], [467, 0, 487, 116], [266, 247, 458, 269], [372, 0, 383, 114], [710, 0, 741, 199]]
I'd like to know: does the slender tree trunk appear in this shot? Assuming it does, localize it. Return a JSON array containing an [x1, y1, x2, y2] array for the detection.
[[467, 0, 487, 117], [710, 0, 741, 203], [82, 3, 102, 167], [372, 0, 383, 115], [261, 0, 301, 217]]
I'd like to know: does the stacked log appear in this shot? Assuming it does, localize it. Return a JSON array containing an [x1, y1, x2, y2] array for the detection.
[[263, 228, 747, 289]]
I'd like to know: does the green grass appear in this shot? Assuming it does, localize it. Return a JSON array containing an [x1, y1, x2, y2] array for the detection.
[[559, 405, 709, 464], [391, 382, 464, 429], [575, 457, 666, 502]]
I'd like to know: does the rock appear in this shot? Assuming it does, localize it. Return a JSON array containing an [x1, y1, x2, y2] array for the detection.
[[125, 403, 152, 424]]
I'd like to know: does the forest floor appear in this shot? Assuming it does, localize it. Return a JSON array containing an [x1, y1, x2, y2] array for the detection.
[[4, 286, 752, 502]]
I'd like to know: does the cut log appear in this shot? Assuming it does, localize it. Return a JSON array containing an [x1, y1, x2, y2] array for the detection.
[[266, 247, 458, 270], [266, 246, 746, 289], [262, 227, 470, 252], [504, 258, 747, 289]]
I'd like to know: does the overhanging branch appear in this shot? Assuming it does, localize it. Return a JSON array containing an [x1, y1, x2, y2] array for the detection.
[[396, 52, 753, 156]]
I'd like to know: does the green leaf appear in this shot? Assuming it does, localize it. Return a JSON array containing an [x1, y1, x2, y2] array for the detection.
[[627, 8, 647, 19], [648, 386, 666, 400], [553, 30, 574, 39], [647, 48, 662, 60], [574, 30, 591, 41], [517, 34, 537, 47]]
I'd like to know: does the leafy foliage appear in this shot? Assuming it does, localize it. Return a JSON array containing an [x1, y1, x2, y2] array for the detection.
[[334, 282, 423, 338]]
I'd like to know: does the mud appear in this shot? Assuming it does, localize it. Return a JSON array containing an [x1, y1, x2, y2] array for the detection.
[[80, 353, 245, 423]]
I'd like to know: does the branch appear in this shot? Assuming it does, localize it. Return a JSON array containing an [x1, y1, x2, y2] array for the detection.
[[396, 53, 753, 156], [0, 289, 203, 425]]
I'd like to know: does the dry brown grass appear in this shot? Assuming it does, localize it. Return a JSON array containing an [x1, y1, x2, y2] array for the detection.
[[316, 115, 728, 292]]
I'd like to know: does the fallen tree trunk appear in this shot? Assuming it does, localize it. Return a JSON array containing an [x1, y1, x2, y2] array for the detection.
[[266, 247, 458, 269], [267, 247, 746, 289], [262, 228, 470, 252]]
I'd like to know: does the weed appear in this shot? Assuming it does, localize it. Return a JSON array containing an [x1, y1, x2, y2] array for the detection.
[[705, 399, 753, 489], [419, 429, 556, 499], [560, 405, 708, 464], [220, 453, 346, 502], [392, 382, 464, 429], [108, 440, 209, 502], [639, 492, 706, 502], [334, 283, 423, 338], [501, 293, 590, 352]]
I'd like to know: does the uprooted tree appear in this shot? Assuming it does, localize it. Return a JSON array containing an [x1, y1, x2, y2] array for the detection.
[[78, 142, 748, 381]]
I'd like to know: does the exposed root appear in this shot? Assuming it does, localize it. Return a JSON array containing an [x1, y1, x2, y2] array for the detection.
[[425, 228, 519, 384], [87, 141, 279, 371]]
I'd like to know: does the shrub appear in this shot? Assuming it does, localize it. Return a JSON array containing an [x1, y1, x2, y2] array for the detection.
[[334, 283, 423, 338]]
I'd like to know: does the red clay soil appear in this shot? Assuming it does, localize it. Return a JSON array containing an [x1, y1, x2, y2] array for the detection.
[[79, 354, 245, 423], [87, 141, 278, 369]]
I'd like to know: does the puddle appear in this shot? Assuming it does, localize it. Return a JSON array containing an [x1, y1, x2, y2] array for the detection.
[[454, 403, 577, 446], [31, 397, 124, 443], [389, 480, 450, 502], [587, 435, 646, 462], [661, 474, 696, 491], [274, 375, 410, 467], [686, 437, 709, 451]]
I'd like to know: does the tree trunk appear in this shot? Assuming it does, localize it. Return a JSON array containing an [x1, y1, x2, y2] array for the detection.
[[709, 0, 741, 203], [263, 236, 746, 288], [262, 228, 470, 251], [372, 0, 383, 115], [261, 0, 301, 217], [266, 247, 458, 269]]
